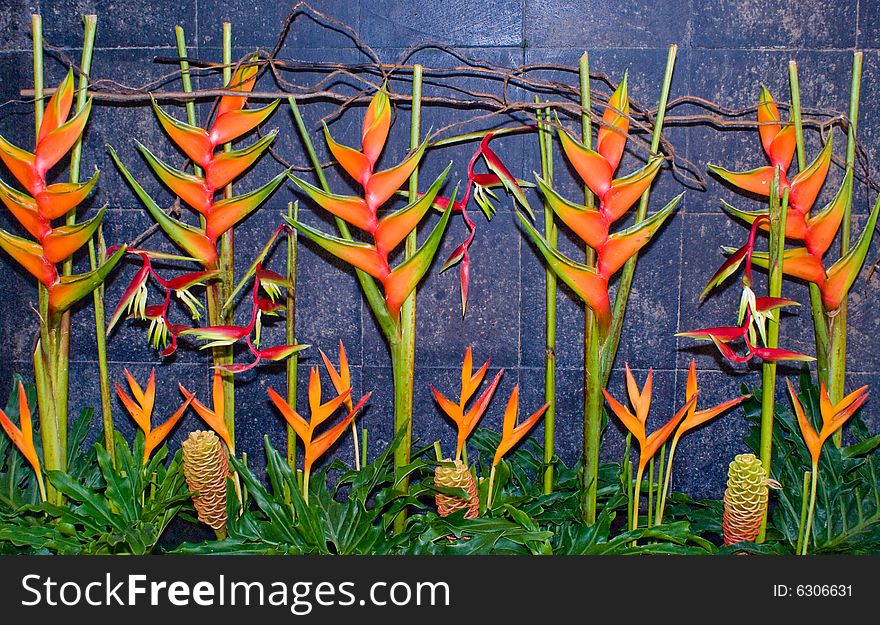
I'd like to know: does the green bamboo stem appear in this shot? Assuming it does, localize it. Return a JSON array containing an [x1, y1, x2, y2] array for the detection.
[[286, 202, 299, 469], [536, 100, 556, 495], [67, 16, 112, 467], [175, 26, 204, 183], [578, 51, 602, 524], [757, 171, 787, 543], [788, 62, 831, 387], [392, 64, 423, 534], [829, 52, 862, 447], [90, 228, 115, 464], [600, 44, 677, 383]]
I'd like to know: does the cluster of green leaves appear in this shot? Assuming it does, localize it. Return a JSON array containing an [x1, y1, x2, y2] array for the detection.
[[745, 369, 880, 554], [2, 370, 876, 556], [0, 377, 191, 554]]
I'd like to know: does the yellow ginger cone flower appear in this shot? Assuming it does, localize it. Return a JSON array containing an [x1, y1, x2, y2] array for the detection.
[[723, 453, 778, 546], [182, 430, 229, 537], [434, 459, 479, 519]]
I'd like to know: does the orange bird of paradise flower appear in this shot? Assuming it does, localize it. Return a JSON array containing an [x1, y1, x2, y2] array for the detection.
[[0, 381, 46, 502], [117, 368, 194, 463], [604, 364, 697, 530]]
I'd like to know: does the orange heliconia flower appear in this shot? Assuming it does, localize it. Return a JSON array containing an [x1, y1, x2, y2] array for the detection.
[[117, 368, 194, 462], [268, 367, 370, 477], [603, 365, 697, 473], [431, 346, 504, 460], [320, 340, 353, 412], [0, 381, 46, 501], [180, 368, 234, 455], [492, 385, 548, 466], [787, 378, 869, 467]]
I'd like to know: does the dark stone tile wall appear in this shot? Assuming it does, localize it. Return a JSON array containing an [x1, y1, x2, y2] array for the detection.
[[0, 0, 877, 500]]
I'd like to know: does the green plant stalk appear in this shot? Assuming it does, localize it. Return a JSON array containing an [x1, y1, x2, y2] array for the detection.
[[600, 44, 677, 383], [68, 16, 113, 468], [578, 51, 602, 524], [788, 62, 830, 388], [174, 26, 202, 178], [486, 464, 497, 510], [392, 64, 423, 534], [757, 170, 787, 543], [302, 464, 311, 505], [623, 431, 633, 528], [287, 202, 299, 469], [361, 428, 368, 468], [795, 469, 811, 554], [647, 457, 654, 525], [829, 52, 862, 447], [89, 228, 114, 466], [632, 463, 645, 532], [653, 442, 666, 524], [801, 464, 819, 555], [657, 436, 681, 524], [536, 100, 556, 495], [213, 22, 236, 445], [30, 14, 64, 504]]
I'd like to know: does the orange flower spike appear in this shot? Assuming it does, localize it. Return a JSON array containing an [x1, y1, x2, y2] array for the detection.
[[180, 368, 234, 453], [0, 381, 46, 501], [305, 393, 371, 472], [117, 369, 192, 463], [678, 360, 749, 436], [362, 88, 391, 167], [787, 379, 869, 466], [431, 347, 503, 459], [320, 340, 353, 411], [757, 86, 796, 173], [492, 385, 548, 466], [144, 392, 194, 462], [597, 75, 630, 171], [38, 70, 75, 144], [307, 366, 352, 428]]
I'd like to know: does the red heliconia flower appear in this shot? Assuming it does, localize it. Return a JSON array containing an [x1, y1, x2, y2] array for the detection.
[[110, 59, 284, 269], [288, 87, 454, 323], [0, 70, 124, 316], [518, 75, 682, 335], [436, 131, 534, 315], [707, 86, 879, 313], [681, 217, 815, 364]]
